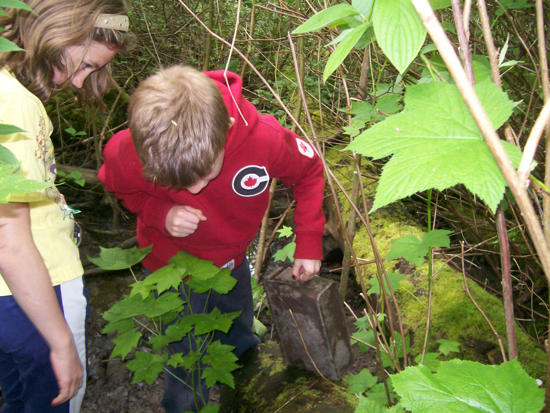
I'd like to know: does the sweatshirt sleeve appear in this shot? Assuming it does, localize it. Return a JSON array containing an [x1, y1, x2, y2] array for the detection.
[[268, 125, 325, 260], [98, 130, 176, 235]]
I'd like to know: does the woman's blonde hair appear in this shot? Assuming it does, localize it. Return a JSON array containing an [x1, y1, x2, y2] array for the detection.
[[0, 0, 134, 103], [129, 65, 230, 189]]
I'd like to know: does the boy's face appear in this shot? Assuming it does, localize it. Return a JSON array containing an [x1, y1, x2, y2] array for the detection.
[[186, 150, 225, 194]]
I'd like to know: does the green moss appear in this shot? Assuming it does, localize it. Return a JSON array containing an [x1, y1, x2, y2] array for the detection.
[[395, 263, 546, 378], [258, 351, 287, 376], [353, 206, 425, 280], [345, 194, 546, 379]]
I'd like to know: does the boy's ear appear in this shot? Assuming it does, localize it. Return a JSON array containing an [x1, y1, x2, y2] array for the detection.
[[229, 117, 236, 129]]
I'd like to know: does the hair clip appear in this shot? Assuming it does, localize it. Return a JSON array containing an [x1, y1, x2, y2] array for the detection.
[[95, 14, 129, 31]]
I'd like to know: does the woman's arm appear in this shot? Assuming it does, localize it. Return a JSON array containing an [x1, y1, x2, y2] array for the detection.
[[0, 202, 82, 406]]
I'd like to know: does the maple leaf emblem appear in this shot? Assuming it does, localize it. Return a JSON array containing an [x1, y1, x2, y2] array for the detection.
[[244, 176, 257, 188]]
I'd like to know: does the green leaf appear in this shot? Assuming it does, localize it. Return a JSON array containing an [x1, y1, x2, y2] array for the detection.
[[197, 405, 220, 413], [346, 369, 378, 395], [324, 22, 370, 82], [138, 264, 186, 294], [168, 251, 222, 281], [102, 318, 134, 334], [292, 4, 359, 34], [366, 382, 399, 406], [276, 225, 294, 238], [167, 351, 202, 370], [0, 163, 49, 203], [87, 245, 153, 270], [0, 124, 25, 136], [386, 230, 452, 266], [253, 316, 268, 338], [381, 332, 410, 370], [375, 94, 403, 115], [367, 272, 407, 295], [391, 359, 545, 412], [355, 396, 406, 412], [0, 0, 35, 12], [129, 280, 155, 299], [428, 0, 451, 9], [126, 351, 167, 385], [496, 0, 534, 15], [347, 81, 520, 212], [103, 292, 183, 323], [353, 0, 376, 19], [414, 352, 441, 372], [373, 0, 427, 74], [186, 268, 237, 294], [110, 329, 142, 361], [273, 242, 296, 263], [142, 292, 184, 319], [437, 339, 461, 356], [0, 37, 24, 53], [0, 145, 18, 166], [181, 308, 241, 336], [202, 341, 239, 388], [351, 324, 376, 353]]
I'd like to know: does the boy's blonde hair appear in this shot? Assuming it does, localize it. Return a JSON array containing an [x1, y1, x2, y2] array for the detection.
[[129, 65, 230, 189], [0, 0, 134, 103]]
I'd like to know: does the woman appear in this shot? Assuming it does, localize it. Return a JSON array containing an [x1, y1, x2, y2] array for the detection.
[[0, 1, 132, 411]]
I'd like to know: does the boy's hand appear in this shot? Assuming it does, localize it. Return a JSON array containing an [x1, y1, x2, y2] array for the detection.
[[292, 259, 321, 281], [165, 205, 207, 237]]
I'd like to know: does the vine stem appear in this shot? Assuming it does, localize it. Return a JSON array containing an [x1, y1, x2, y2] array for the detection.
[[476, 0, 517, 360], [410, 0, 550, 398]]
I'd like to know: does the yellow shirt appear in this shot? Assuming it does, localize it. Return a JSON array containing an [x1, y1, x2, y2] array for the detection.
[[0, 68, 83, 296]]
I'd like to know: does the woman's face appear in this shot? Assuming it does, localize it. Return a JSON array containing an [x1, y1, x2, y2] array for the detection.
[[53, 41, 118, 89]]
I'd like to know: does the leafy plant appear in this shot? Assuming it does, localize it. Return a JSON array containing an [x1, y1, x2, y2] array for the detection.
[[347, 79, 522, 212], [391, 359, 544, 412], [272, 225, 296, 263], [56, 170, 85, 187], [90, 246, 242, 413]]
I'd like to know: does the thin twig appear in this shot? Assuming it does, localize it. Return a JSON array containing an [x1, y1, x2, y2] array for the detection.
[[287, 309, 346, 391], [460, 242, 508, 361]]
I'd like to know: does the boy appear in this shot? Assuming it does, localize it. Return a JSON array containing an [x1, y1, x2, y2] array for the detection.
[[98, 65, 325, 412]]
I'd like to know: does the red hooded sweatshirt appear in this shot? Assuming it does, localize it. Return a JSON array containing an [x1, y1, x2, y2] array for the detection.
[[98, 71, 325, 271]]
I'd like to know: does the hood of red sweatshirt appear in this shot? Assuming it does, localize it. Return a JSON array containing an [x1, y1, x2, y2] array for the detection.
[[205, 70, 260, 157]]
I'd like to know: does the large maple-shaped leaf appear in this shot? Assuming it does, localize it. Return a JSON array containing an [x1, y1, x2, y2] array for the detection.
[[201, 341, 239, 388], [186, 267, 237, 294], [87, 245, 153, 270], [110, 328, 142, 360], [168, 250, 221, 280], [347, 81, 520, 212], [391, 359, 544, 412], [126, 352, 167, 385]]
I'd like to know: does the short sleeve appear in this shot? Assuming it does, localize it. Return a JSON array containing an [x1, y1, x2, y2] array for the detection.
[[0, 91, 54, 203]]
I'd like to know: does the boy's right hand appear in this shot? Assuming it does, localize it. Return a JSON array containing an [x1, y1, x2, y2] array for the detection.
[[165, 205, 207, 237]]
